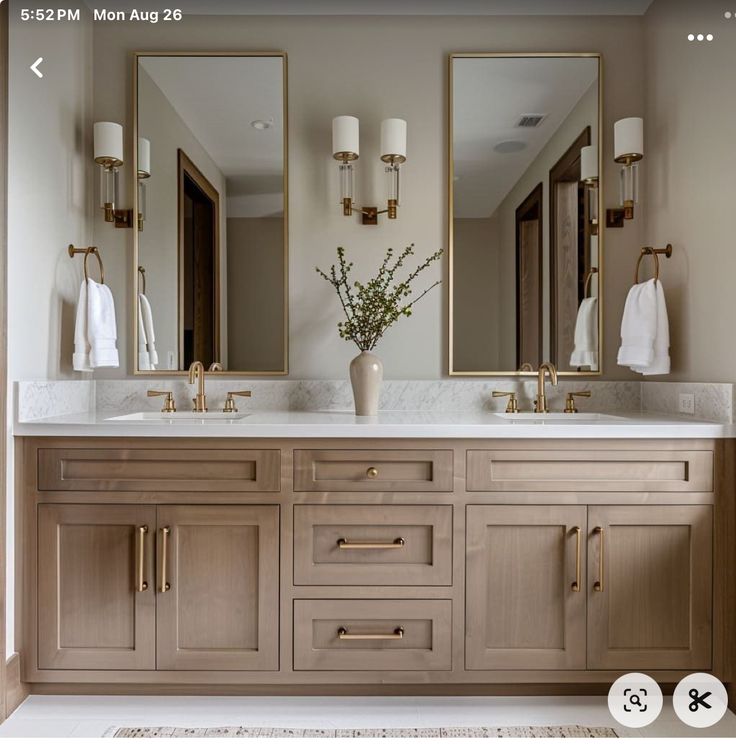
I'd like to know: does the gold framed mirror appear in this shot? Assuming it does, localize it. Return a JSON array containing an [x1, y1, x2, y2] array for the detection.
[[133, 52, 288, 375], [449, 53, 602, 376]]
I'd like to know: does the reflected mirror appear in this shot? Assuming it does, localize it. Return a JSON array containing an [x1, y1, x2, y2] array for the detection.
[[134, 53, 287, 374], [450, 54, 601, 376]]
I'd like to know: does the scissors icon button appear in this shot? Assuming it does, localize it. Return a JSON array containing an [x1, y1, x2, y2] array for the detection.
[[689, 688, 712, 712]]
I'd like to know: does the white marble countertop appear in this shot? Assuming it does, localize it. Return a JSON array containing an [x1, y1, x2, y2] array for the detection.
[[12, 409, 736, 438]]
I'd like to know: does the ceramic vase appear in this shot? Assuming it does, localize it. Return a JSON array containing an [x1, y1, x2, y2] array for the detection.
[[349, 350, 383, 416]]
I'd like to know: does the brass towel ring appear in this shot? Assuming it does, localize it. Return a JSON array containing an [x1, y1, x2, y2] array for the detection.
[[584, 267, 598, 298], [68, 244, 105, 284], [634, 244, 673, 285], [138, 266, 146, 294]]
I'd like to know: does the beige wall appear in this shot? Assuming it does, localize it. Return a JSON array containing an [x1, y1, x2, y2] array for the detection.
[[452, 216, 500, 371], [90, 13, 646, 379], [226, 217, 286, 371], [137, 66, 227, 370], [643, 0, 736, 382], [5, 1, 93, 656]]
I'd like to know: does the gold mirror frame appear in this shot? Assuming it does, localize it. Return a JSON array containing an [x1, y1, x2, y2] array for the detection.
[[448, 52, 603, 377], [132, 51, 289, 377]]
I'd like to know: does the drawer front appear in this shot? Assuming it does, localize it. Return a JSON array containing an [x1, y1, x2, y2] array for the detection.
[[466, 449, 713, 492], [293, 599, 452, 671], [294, 449, 453, 492], [293, 505, 453, 586], [38, 448, 281, 492]]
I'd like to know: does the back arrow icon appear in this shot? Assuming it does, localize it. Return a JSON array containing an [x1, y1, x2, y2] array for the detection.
[[30, 57, 43, 78]]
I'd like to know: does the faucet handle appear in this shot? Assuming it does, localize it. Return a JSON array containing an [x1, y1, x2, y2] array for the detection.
[[223, 390, 252, 413], [492, 390, 519, 414], [564, 390, 592, 414], [147, 390, 176, 413]]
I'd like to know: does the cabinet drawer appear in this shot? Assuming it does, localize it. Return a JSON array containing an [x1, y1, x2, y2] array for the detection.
[[38, 448, 281, 492], [466, 449, 713, 492], [294, 449, 453, 492], [293, 599, 452, 671], [293, 505, 453, 586]]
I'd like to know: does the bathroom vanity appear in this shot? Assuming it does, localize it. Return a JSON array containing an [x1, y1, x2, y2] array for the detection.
[[13, 413, 736, 694]]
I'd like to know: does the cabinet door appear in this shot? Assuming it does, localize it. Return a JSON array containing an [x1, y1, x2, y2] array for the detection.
[[156, 505, 279, 671], [466, 505, 587, 670], [38, 504, 156, 670], [587, 505, 712, 670]]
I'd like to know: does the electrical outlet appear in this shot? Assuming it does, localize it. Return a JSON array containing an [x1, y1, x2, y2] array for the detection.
[[678, 393, 695, 415]]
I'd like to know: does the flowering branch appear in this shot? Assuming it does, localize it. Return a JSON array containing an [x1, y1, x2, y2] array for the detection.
[[316, 244, 443, 352]]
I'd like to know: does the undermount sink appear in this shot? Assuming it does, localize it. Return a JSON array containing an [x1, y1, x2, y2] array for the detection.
[[105, 411, 249, 422], [494, 412, 623, 422]]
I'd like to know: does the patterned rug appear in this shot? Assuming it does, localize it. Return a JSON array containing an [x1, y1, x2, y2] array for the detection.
[[107, 724, 619, 738]]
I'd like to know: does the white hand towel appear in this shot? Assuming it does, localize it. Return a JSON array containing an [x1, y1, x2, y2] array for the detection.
[[86, 278, 119, 368], [570, 297, 598, 370], [138, 293, 159, 367], [137, 296, 151, 371], [617, 278, 658, 369], [72, 280, 92, 372], [632, 279, 670, 376]]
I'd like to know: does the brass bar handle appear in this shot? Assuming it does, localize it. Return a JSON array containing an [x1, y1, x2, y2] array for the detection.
[[571, 526, 581, 592], [160, 526, 171, 593], [136, 525, 149, 592], [593, 526, 604, 592], [366, 467, 379, 479], [337, 626, 404, 640], [337, 537, 405, 550]]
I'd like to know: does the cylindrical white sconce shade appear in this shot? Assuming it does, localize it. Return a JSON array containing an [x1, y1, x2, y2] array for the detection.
[[614, 117, 644, 162], [137, 137, 151, 178], [380, 118, 407, 162], [94, 121, 124, 167], [332, 116, 359, 160], [580, 145, 598, 183]]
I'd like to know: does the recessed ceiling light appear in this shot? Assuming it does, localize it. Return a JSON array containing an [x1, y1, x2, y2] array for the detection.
[[494, 140, 527, 154], [251, 119, 273, 131]]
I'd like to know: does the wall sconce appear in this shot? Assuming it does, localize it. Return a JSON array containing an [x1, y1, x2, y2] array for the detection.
[[332, 115, 407, 225], [137, 137, 151, 231], [606, 116, 643, 228], [580, 144, 598, 236], [94, 121, 133, 229]]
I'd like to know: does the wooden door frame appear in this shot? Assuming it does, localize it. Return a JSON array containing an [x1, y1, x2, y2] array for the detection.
[[548, 127, 590, 366], [515, 182, 544, 369], [177, 149, 221, 367], [0, 0, 9, 722]]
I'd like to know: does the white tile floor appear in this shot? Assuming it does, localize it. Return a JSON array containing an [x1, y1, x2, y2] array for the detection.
[[0, 695, 735, 738]]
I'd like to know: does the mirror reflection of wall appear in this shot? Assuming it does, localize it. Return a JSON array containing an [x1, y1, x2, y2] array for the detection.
[[451, 55, 600, 376], [135, 54, 287, 375]]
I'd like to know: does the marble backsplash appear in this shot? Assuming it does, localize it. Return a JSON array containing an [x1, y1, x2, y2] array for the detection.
[[15, 378, 734, 423]]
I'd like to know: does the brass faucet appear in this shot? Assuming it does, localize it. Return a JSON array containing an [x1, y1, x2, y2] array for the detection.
[[534, 362, 558, 413], [188, 360, 208, 412]]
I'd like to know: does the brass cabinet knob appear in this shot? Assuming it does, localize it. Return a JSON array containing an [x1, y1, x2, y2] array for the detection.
[[366, 467, 379, 479], [223, 391, 252, 413]]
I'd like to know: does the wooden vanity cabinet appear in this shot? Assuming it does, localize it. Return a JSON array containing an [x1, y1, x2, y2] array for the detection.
[[587, 505, 712, 670], [466, 503, 714, 672], [19, 437, 728, 693], [465, 505, 588, 670], [36, 502, 279, 672], [37, 504, 156, 670]]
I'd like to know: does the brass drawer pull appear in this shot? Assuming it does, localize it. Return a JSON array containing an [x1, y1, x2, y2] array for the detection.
[[337, 537, 405, 550], [593, 526, 604, 592], [366, 467, 379, 479], [571, 526, 581, 592], [337, 626, 404, 640], [160, 526, 171, 592], [136, 525, 149, 592]]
